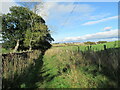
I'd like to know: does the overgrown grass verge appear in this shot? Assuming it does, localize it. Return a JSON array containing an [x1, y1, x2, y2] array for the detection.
[[37, 47, 118, 88], [2, 50, 43, 89]]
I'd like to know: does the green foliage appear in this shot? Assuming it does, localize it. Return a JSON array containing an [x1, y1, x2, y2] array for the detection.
[[2, 6, 32, 49], [24, 22, 54, 50], [2, 48, 12, 54], [2, 6, 54, 51], [24, 29, 32, 47]]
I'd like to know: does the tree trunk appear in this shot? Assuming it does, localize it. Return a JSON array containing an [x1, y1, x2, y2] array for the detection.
[[29, 42, 32, 51], [29, 33, 33, 51], [28, 15, 34, 51], [13, 39, 19, 52]]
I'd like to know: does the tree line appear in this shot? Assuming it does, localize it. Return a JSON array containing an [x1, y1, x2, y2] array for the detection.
[[84, 41, 107, 45]]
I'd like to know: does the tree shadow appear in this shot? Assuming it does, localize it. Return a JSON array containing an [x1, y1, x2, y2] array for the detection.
[[2, 50, 52, 89], [19, 54, 44, 88]]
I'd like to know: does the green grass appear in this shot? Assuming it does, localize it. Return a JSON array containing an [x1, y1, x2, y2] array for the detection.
[[2, 48, 12, 54], [52, 40, 120, 52], [37, 47, 117, 88], [2, 40, 119, 54], [2, 40, 119, 88], [37, 41, 119, 88], [88, 41, 119, 51]]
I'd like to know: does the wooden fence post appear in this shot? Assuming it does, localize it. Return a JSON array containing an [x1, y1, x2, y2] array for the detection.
[[87, 46, 89, 51], [78, 46, 80, 53], [114, 41, 116, 48], [104, 45, 107, 50], [90, 45, 92, 50]]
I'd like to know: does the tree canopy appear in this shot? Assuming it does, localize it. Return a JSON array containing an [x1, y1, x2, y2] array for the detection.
[[2, 6, 54, 52]]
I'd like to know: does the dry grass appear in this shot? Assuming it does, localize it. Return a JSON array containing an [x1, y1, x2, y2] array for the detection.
[[2, 50, 41, 88]]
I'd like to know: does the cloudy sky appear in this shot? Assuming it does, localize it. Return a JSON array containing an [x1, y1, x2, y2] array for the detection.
[[1, 0, 119, 43]]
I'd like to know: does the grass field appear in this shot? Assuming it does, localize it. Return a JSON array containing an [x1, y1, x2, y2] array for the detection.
[[52, 40, 120, 52]]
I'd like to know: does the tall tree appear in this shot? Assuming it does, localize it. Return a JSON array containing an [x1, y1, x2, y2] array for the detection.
[[2, 6, 54, 52]]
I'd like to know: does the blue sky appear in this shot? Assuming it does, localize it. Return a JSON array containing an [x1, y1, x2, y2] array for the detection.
[[1, 0, 119, 43], [37, 2, 118, 43]]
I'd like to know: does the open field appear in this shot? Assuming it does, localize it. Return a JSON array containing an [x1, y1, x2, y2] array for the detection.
[[52, 40, 120, 51]]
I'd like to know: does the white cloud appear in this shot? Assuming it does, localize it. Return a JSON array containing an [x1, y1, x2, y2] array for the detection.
[[37, 2, 57, 20], [1, 0, 116, 2], [1, 1, 18, 14], [37, 2, 95, 21], [88, 13, 111, 20], [23, 0, 119, 2], [103, 26, 112, 31], [56, 4, 94, 13], [82, 16, 118, 25], [1, 0, 15, 2], [62, 29, 118, 42], [98, 38, 118, 41]]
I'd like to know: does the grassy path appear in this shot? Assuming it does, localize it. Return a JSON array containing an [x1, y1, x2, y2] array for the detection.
[[36, 47, 117, 88]]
